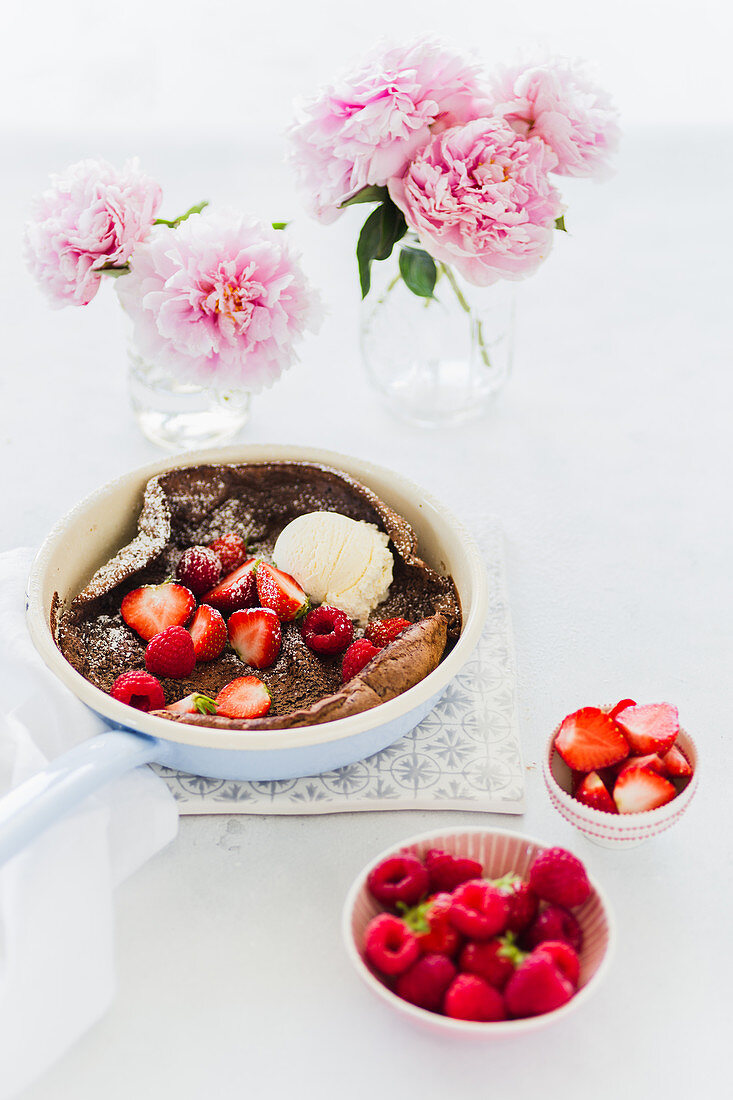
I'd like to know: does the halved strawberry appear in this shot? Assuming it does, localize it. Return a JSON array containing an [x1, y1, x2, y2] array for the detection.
[[616, 753, 666, 779], [574, 771, 617, 814], [614, 702, 679, 755], [255, 561, 309, 622], [608, 698, 637, 720], [120, 582, 195, 642], [203, 559, 257, 616], [228, 607, 281, 669], [166, 693, 218, 716], [661, 743, 693, 777], [188, 604, 227, 662], [613, 766, 677, 813], [215, 676, 271, 719], [554, 707, 629, 772]]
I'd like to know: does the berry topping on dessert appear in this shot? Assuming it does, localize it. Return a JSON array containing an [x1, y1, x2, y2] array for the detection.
[[528, 848, 591, 909], [110, 670, 165, 711], [554, 707, 629, 772], [273, 510, 393, 624], [364, 618, 412, 647], [553, 699, 693, 816], [120, 582, 196, 642], [228, 608, 282, 670], [208, 532, 247, 575], [359, 843, 595, 1022], [144, 626, 197, 679], [215, 676, 271, 719], [188, 604, 227, 662], [175, 546, 222, 596], [255, 561, 309, 622], [300, 605, 354, 655], [341, 639, 380, 683], [166, 692, 218, 715], [203, 559, 258, 615]]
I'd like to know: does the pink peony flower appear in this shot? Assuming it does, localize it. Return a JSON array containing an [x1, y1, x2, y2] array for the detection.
[[488, 58, 619, 179], [288, 38, 490, 223], [25, 158, 162, 307], [388, 118, 564, 286], [116, 210, 322, 391]]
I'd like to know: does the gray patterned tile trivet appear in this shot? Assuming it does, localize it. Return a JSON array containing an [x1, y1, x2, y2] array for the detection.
[[153, 517, 525, 815]]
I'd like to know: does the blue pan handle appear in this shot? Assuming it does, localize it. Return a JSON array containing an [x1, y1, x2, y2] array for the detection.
[[0, 729, 160, 867]]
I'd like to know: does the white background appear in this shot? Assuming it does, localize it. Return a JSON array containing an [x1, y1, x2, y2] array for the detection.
[[1, 3, 732, 1098]]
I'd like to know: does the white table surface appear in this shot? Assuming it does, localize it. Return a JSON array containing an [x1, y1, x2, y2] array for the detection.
[[1, 127, 730, 1099]]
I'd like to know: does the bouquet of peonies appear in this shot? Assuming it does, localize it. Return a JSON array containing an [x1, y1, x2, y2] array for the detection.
[[288, 40, 619, 299], [24, 160, 321, 391]]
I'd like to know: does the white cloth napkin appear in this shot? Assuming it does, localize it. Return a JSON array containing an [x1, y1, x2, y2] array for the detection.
[[0, 549, 178, 1100]]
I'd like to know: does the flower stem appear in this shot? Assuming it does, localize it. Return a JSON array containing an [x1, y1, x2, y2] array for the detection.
[[154, 200, 209, 229], [438, 262, 492, 369], [97, 263, 129, 277]]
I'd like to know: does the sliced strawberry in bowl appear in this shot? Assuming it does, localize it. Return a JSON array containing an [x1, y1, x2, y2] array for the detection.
[[188, 604, 227, 662], [554, 707, 629, 772], [613, 702, 679, 755], [228, 608, 281, 670], [612, 765, 677, 813], [615, 753, 666, 779], [608, 698, 637, 720], [573, 771, 617, 814], [215, 676, 271, 719], [120, 582, 196, 642], [661, 743, 693, 777], [203, 559, 257, 616], [255, 562, 309, 622]]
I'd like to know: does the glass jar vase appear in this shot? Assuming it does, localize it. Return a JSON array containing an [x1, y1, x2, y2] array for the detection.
[[360, 251, 514, 428]]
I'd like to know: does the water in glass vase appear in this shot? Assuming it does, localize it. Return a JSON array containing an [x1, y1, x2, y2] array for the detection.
[[360, 256, 514, 429], [128, 350, 251, 452]]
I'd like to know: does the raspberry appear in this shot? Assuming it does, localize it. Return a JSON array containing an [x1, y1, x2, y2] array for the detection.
[[208, 532, 247, 575], [448, 881, 510, 940], [528, 848, 591, 909], [341, 639, 380, 682], [176, 546, 222, 596], [400, 893, 462, 957], [145, 626, 196, 679], [425, 848, 483, 893], [363, 914, 419, 977], [505, 954, 575, 1018], [301, 605, 354, 655], [110, 670, 165, 711], [364, 618, 412, 647], [524, 905, 583, 953], [531, 941, 580, 987], [493, 874, 539, 934], [458, 935, 525, 991], [395, 954, 456, 1012], [444, 974, 507, 1022], [367, 854, 429, 908]]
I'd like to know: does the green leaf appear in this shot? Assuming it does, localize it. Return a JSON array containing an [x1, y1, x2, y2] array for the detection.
[[340, 185, 388, 208], [398, 246, 437, 298], [555, 214, 567, 232], [154, 200, 209, 229], [356, 200, 407, 298], [271, 222, 288, 231], [192, 694, 218, 715]]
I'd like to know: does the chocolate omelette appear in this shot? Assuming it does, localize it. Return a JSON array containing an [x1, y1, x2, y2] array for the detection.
[[55, 462, 462, 730]]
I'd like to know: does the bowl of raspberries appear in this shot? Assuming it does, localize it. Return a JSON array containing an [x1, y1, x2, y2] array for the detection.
[[544, 700, 699, 848], [342, 829, 613, 1033]]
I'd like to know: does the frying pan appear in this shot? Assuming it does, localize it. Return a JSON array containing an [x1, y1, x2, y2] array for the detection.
[[0, 445, 489, 866]]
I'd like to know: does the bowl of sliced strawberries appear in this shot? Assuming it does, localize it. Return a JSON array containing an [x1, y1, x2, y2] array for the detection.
[[543, 700, 699, 848]]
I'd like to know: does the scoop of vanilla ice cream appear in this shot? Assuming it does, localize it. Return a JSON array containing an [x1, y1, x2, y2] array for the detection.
[[272, 511, 393, 624]]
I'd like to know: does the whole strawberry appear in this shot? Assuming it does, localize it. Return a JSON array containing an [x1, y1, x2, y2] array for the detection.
[[524, 904, 583, 953], [444, 974, 507, 1022], [145, 626, 196, 679], [395, 954, 457, 1012], [531, 941, 580, 987], [399, 893, 461, 957], [448, 880, 510, 940], [529, 848, 591, 909], [364, 914, 419, 977], [176, 545, 221, 596], [458, 934, 525, 991], [208, 532, 247, 575], [367, 854, 429, 909], [425, 848, 483, 893], [492, 873, 539, 934], [505, 953, 575, 1018]]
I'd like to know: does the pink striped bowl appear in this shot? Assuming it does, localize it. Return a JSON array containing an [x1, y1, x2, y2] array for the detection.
[[342, 828, 614, 1036], [544, 720, 699, 849]]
